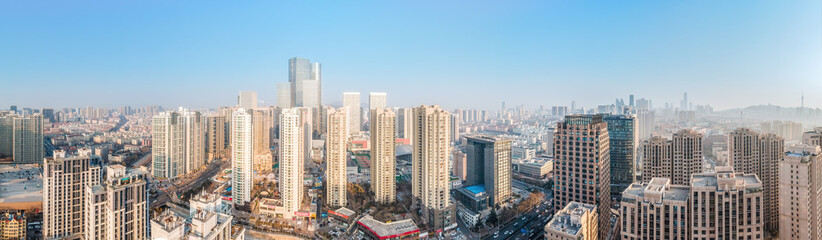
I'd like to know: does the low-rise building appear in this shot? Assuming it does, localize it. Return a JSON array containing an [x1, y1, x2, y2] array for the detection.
[[545, 201, 598, 240], [356, 215, 419, 240], [514, 157, 553, 179], [0, 211, 25, 240]]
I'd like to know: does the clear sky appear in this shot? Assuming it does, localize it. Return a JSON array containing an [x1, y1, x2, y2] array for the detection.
[[2, 1, 820, 111]]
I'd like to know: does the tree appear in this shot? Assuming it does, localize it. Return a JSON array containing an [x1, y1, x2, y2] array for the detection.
[[487, 209, 499, 227], [472, 219, 483, 232]]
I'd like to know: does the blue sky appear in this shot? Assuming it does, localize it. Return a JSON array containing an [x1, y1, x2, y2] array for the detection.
[[1, 1, 820, 110]]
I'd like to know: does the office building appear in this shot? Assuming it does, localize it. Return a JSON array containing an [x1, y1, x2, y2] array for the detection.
[[545, 202, 598, 240], [370, 107, 396, 204], [464, 135, 512, 208], [640, 129, 703, 185], [368, 92, 386, 110], [603, 114, 637, 197], [279, 108, 305, 219], [727, 128, 784, 232], [691, 166, 763, 240], [343, 92, 361, 134], [411, 105, 455, 230], [43, 152, 101, 239], [553, 115, 611, 239], [206, 115, 226, 160], [779, 144, 822, 240], [237, 91, 258, 109], [620, 178, 689, 240], [276, 82, 292, 108], [326, 107, 348, 207], [289, 57, 321, 108], [231, 108, 253, 205]]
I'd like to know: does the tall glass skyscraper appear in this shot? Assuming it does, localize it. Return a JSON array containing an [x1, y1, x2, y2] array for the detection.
[[603, 114, 637, 199]]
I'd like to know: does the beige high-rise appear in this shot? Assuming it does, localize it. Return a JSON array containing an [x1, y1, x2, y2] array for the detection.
[[326, 107, 348, 207], [343, 92, 361, 134], [279, 108, 305, 219], [641, 129, 703, 185], [727, 128, 784, 233], [85, 165, 148, 240], [411, 105, 454, 229], [779, 144, 822, 240], [252, 108, 273, 172], [691, 166, 763, 240], [0, 114, 43, 163], [805, 127, 822, 148], [43, 152, 101, 239], [206, 115, 226, 160], [181, 110, 206, 174], [370, 107, 396, 204], [620, 178, 689, 240], [545, 202, 598, 240]]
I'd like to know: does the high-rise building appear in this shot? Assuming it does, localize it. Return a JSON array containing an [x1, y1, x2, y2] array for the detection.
[[553, 114, 610, 239], [370, 107, 396, 204], [152, 111, 183, 179], [728, 128, 784, 233], [452, 151, 467, 181], [326, 107, 348, 207], [778, 144, 822, 240], [636, 109, 655, 140], [85, 165, 148, 240], [151, 190, 239, 240], [620, 178, 689, 240], [276, 82, 292, 108], [252, 108, 273, 172], [231, 108, 253, 205], [545, 202, 598, 240], [640, 129, 703, 185], [152, 109, 206, 179], [343, 92, 362, 134], [411, 105, 455, 230], [181, 110, 206, 174], [43, 151, 101, 239], [804, 127, 822, 147], [238, 91, 258, 109], [603, 114, 637, 197], [465, 135, 512, 208], [279, 108, 305, 219], [289, 57, 322, 108], [691, 166, 763, 240], [369, 92, 387, 110], [450, 114, 461, 145], [0, 114, 44, 164], [206, 115, 226, 160], [396, 108, 412, 139]]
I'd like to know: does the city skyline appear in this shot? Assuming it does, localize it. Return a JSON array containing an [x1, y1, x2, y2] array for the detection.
[[2, 1, 821, 110]]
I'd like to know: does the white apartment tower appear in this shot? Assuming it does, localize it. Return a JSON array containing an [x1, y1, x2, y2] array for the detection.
[[231, 108, 253, 204], [411, 105, 454, 229], [279, 108, 305, 219], [326, 107, 348, 207], [152, 109, 206, 179], [0, 113, 44, 163], [343, 92, 361, 134], [370, 107, 396, 203], [778, 144, 822, 240]]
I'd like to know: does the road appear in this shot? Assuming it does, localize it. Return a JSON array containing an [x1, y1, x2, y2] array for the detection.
[[131, 152, 151, 167], [110, 115, 127, 132], [484, 182, 554, 240], [151, 160, 228, 206]]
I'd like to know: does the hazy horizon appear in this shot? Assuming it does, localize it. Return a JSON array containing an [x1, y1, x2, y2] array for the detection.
[[2, 1, 820, 111]]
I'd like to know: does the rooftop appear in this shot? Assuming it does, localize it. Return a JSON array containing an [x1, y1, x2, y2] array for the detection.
[[0, 165, 42, 204], [465, 184, 486, 194], [357, 215, 419, 239], [546, 202, 596, 237]]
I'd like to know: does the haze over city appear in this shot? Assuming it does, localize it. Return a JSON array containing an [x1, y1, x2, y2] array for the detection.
[[3, 2, 822, 240], [2, 1, 820, 110]]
